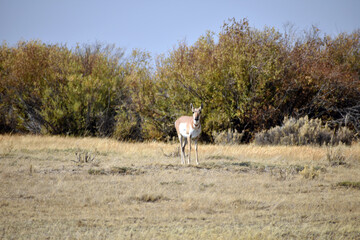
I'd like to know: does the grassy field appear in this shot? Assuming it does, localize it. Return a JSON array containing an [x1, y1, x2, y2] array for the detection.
[[1, 135, 360, 239]]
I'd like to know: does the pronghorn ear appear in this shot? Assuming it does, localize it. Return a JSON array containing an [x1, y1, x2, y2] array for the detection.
[[190, 103, 194, 112], [200, 103, 203, 111]]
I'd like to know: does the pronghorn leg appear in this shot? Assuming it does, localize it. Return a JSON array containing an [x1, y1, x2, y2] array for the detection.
[[187, 136, 191, 164], [179, 135, 186, 164], [178, 135, 183, 164], [182, 138, 187, 164], [195, 139, 199, 165]]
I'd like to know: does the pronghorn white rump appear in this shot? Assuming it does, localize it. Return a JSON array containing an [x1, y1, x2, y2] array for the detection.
[[175, 103, 203, 165]]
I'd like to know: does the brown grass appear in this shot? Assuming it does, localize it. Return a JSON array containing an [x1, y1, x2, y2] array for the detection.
[[1, 135, 360, 239]]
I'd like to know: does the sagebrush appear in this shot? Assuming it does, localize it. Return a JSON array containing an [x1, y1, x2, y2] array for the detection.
[[212, 129, 244, 145], [255, 116, 354, 145]]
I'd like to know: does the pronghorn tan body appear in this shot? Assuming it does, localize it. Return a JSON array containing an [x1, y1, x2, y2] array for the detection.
[[175, 103, 203, 165]]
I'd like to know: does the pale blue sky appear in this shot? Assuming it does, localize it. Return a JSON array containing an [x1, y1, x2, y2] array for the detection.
[[1, 0, 359, 55]]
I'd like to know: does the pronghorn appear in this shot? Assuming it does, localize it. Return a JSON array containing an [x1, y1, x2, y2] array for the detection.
[[175, 103, 203, 165]]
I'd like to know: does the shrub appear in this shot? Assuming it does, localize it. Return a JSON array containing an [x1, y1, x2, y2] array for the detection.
[[113, 109, 141, 141], [212, 129, 244, 145], [332, 127, 354, 145], [255, 116, 354, 146], [326, 145, 347, 166], [74, 150, 97, 164]]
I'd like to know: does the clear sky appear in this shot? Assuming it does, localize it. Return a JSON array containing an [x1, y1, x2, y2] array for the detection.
[[1, 0, 359, 56]]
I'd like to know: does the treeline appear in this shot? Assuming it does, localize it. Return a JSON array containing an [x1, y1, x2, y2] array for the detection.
[[1, 19, 359, 142]]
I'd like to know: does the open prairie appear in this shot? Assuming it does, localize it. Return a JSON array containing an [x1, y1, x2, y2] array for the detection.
[[0, 135, 359, 239]]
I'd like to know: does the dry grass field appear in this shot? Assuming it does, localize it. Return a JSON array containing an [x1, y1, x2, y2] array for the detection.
[[1, 135, 360, 239]]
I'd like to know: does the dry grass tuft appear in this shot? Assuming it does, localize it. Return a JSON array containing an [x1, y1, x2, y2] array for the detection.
[[74, 150, 97, 164], [1, 135, 360, 239], [326, 145, 347, 166], [299, 165, 321, 179]]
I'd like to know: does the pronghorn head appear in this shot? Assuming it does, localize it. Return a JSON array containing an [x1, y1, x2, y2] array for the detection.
[[191, 103, 203, 125]]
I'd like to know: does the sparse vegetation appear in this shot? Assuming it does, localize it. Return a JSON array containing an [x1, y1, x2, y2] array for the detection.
[[1, 135, 360, 239]]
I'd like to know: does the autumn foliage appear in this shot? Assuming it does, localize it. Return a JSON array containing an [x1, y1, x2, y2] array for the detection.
[[1, 19, 359, 142]]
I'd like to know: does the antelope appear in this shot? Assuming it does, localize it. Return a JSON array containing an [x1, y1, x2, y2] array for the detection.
[[175, 103, 203, 165]]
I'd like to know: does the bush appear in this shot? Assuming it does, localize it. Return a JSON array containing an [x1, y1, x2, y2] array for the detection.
[[326, 145, 347, 166], [255, 116, 354, 146], [113, 109, 141, 141], [212, 129, 244, 145]]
